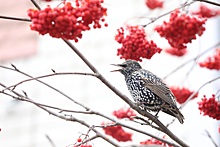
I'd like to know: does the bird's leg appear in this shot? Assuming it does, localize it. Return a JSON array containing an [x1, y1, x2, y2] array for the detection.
[[154, 110, 160, 118]]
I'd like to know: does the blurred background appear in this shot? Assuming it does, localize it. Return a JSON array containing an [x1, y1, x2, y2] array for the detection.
[[0, 0, 220, 146]]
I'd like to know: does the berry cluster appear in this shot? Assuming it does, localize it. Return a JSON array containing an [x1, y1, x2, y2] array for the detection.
[[112, 108, 136, 120], [192, 4, 220, 18], [155, 9, 206, 49], [170, 86, 198, 104], [145, 0, 163, 9], [198, 95, 220, 120], [140, 138, 173, 147], [102, 122, 132, 142], [165, 47, 187, 56], [199, 49, 220, 70], [28, 1, 107, 41], [115, 25, 162, 61]]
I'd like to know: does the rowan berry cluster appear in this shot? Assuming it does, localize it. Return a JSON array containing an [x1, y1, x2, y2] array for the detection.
[[140, 138, 173, 147], [165, 47, 187, 56], [145, 0, 163, 9], [198, 95, 220, 120], [115, 25, 162, 61], [155, 9, 206, 50], [192, 4, 220, 18], [28, 1, 107, 42], [112, 108, 136, 120], [199, 49, 220, 70], [102, 122, 132, 142], [170, 86, 198, 104]]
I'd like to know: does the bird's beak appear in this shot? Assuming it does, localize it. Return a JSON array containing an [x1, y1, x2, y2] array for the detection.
[[110, 64, 123, 72]]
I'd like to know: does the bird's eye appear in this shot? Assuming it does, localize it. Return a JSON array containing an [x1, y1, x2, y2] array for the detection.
[[121, 64, 127, 67]]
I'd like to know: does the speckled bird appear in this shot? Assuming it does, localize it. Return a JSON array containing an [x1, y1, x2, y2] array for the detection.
[[112, 60, 184, 124]]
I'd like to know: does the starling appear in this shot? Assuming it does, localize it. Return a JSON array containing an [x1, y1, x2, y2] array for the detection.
[[112, 60, 184, 124]]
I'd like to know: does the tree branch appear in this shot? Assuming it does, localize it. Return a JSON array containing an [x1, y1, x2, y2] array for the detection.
[[0, 80, 179, 147], [0, 15, 31, 22], [194, 0, 220, 7], [0, 82, 120, 147]]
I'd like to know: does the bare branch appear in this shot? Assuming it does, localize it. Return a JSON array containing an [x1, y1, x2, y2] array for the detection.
[[45, 134, 56, 147], [204, 130, 218, 147], [2, 71, 97, 91], [194, 0, 220, 6], [0, 65, 90, 110], [142, 1, 195, 27], [0, 15, 30, 22], [75, 135, 99, 146], [1, 80, 180, 147], [132, 116, 162, 131], [1, 82, 120, 147], [30, 0, 41, 10]]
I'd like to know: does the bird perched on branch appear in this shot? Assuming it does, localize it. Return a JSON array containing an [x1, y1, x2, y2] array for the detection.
[[112, 60, 184, 124]]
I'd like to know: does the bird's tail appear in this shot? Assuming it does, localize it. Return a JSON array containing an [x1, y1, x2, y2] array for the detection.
[[162, 106, 184, 124]]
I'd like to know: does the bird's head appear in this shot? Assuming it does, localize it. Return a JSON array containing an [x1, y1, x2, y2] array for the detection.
[[111, 60, 142, 77]]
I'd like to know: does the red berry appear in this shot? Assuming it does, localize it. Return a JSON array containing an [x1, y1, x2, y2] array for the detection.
[[155, 9, 206, 50], [102, 122, 132, 142], [165, 47, 187, 56], [28, 1, 107, 41], [191, 4, 220, 18], [115, 25, 162, 61], [199, 48, 220, 70], [112, 108, 136, 120], [170, 86, 198, 104], [198, 95, 220, 120], [145, 0, 163, 9], [140, 138, 173, 147], [77, 138, 82, 142]]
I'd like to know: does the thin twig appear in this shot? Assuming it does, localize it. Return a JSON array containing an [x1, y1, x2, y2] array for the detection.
[[30, 0, 41, 10], [2, 71, 97, 91], [132, 116, 162, 131], [0, 64, 90, 110], [0, 15, 31, 22], [0, 82, 120, 147], [204, 130, 218, 147], [194, 0, 220, 6], [76, 135, 99, 146], [45, 134, 56, 147], [142, 1, 195, 27]]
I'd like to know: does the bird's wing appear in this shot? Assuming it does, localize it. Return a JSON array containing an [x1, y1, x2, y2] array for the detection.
[[139, 69, 177, 106]]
